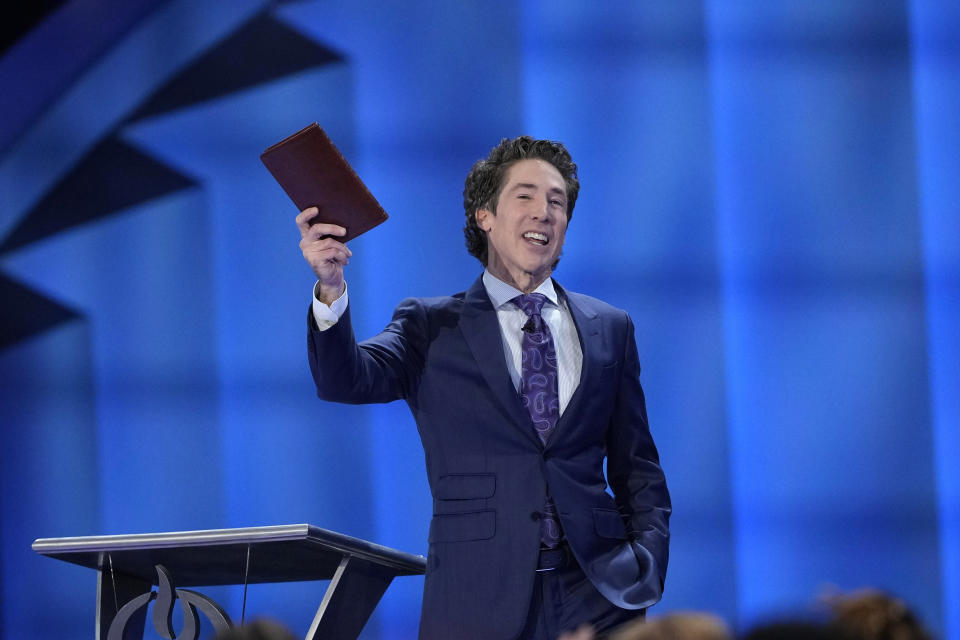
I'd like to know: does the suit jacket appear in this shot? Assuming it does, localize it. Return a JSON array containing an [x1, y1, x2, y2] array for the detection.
[[307, 275, 670, 640]]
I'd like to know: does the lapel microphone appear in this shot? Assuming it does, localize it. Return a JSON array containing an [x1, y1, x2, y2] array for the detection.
[[522, 318, 535, 333]]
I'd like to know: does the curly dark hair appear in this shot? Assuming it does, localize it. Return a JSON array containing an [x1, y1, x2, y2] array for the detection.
[[463, 136, 579, 265]]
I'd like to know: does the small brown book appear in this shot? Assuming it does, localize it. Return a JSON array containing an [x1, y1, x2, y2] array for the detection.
[[261, 123, 388, 242]]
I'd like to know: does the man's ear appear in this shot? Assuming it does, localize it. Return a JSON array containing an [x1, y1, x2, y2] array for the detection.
[[476, 208, 493, 231]]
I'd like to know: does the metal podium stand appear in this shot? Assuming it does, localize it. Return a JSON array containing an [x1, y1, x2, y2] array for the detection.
[[33, 524, 426, 640]]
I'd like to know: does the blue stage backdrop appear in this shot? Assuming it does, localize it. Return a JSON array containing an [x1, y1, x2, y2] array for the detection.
[[1, 2, 957, 639]]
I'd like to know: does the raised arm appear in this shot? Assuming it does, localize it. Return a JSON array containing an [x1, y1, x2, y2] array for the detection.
[[297, 207, 425, 406]]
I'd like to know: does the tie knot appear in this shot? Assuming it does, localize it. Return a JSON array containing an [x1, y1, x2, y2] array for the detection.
[[513, 293, 548, 317]]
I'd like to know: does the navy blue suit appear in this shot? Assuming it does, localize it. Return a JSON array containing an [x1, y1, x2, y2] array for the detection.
[[307, 276, 670, 639]]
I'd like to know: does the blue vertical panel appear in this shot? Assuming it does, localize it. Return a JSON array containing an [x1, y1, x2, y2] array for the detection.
[[0, 323, 100, 640], [707, 1, 942, 632], [520, 1, 736, 619], [910, 3, 960, 639]]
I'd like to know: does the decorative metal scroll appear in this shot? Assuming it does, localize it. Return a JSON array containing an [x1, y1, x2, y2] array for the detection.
[[107, 565, 232, 640]]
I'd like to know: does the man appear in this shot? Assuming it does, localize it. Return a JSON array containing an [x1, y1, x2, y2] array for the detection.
[[297, 137, 670, 639]]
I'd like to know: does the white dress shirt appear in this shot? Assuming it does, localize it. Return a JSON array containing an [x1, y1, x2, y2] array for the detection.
[[480, 271, 582, 415], [312, 281, 349, 330], [311, 270, 583, 414]]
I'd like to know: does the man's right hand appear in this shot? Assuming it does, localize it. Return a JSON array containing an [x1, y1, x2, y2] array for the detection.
[[296, 207, 352, 304]]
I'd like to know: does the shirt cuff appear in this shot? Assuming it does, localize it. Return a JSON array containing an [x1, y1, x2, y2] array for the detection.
[[312, 281, 348, 331]]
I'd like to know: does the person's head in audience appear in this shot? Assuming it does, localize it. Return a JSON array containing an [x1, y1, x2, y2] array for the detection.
[[743, 620, 852, 640], [607, 611, 734, 640], [824, 588, 931, 640], [213, 618, 296, 640]]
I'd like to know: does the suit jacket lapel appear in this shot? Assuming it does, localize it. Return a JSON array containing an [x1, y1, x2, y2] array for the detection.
[[550, 283, 601, 445], [459, 276, 540, 446]]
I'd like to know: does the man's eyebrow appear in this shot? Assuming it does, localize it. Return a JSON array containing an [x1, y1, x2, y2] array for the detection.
[[507, 183, 567, 198]]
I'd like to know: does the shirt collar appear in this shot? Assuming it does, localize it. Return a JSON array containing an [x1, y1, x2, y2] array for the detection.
[[482, 270, 559, 309]]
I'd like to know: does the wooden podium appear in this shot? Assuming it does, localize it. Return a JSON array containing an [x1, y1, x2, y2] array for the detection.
[[33, 524, 426, 640]]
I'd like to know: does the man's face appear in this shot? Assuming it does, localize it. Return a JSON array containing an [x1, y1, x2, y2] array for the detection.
[[476, 158, 569, 290]]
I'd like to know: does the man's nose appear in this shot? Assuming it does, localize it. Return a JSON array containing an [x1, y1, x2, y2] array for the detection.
[[532, 197, 552, 220]]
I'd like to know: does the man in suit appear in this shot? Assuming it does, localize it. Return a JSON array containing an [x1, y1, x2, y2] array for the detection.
[[297, 137, 670, 639]]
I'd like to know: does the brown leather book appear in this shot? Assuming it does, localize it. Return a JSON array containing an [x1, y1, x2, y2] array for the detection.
[[261, 123, 388, 242]]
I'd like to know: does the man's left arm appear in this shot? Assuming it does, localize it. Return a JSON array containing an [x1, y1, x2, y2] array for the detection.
[[605, 311, 671, 596]]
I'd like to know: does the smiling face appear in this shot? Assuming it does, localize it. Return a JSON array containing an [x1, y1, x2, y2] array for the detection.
[[476, 158, 569, 292]]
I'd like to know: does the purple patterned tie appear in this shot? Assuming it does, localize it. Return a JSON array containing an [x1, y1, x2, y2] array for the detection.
[[513, 293, 563, 548]]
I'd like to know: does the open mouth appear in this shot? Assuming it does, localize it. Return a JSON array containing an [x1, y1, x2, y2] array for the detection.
[[523, 232, 548, 246]]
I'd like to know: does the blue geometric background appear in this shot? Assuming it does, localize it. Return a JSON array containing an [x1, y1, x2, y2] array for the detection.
[[1, 2, 957, 639]]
